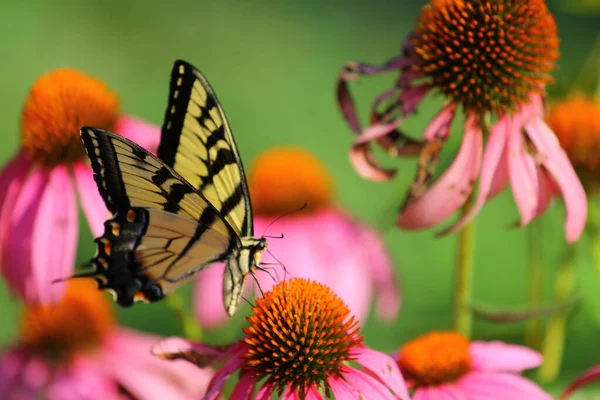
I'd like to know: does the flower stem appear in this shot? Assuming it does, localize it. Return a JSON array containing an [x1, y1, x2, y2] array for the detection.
[[525, 218, 544, 350], [453, 197, 476, 338], [538, 246, 576, 382], [166, 293, 203, 341]]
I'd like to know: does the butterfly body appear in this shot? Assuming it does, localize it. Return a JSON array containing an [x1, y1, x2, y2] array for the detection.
[[76, 60, 266, 316]]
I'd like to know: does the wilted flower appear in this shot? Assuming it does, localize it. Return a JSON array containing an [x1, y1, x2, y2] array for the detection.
[[337, 0, 586, 242], [546, 93, 600, 190], [0, 280, 211, 399], [193, 147, 400, 328], [155, 278, 409, 399], [0, 68, 159, 304], [397, 331, 551, 399]]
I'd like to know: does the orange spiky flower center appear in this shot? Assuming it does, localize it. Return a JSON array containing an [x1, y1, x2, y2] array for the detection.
[[248, 147, 333, 216], [243, 278, 362, 394], [19, 280, 115, 362], [21, 68, 120, 167], [412, 0, 559, 116], [398, 331, 472, 387], [547, 93, 600, 188]]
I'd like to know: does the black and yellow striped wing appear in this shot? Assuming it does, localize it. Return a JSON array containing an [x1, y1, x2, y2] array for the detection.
[[158, 60, 253, 238], [78, 127, 236, 305]]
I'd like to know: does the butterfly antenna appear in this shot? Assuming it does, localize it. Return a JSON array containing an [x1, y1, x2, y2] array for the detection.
[[260, 203, 308, 238], [240, 294, 255, 309]]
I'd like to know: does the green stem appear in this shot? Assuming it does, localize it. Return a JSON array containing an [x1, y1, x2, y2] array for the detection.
[[538, 248, 576, 382], [525, 218, 544, 350], [166, 293, 203, 341], [453, 197, 476, 338]]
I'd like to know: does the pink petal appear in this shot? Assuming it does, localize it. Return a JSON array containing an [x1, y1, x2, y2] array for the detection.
[[203, 349, 246, 400], [329, 376, 359, 398], [560, 364, 600, 399], [441, 115, 510, 234], [398, 115, 482, 229], [1, 167, 49, 303], [342, 366, 405, 400], [534, 167, 554, 216], [360, 227, 400, 321], [412, 385, 468, 400], [524, 118, 587, 242], [507, 119, 539, 226], [115, 115, 160, 155], [230, 372, 255, 399], [423, 104, 456, 141], [46, 357, 118, 400], [354, 346, 410, 400], [399, 84, 432, 115], [305, 386, 325, 400], [456, 371, 552, 400], [470, 341, 542, 372], [350, 142, 398, 182], [103, 330, 213, 399], [0, 348, 50, 400], [0, 153, 31, 273], [151, 336, 226, 366], [74, 162, 110, 238], [256, 382, 275, 400], [193, 263, 231, 329], [31, 165, 77, 304]]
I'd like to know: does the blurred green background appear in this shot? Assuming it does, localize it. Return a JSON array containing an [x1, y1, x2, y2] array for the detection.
[[0, 0, 599, 397]]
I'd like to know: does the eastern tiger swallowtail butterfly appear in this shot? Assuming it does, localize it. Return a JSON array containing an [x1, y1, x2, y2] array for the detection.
[[75, 60, 266, 316]]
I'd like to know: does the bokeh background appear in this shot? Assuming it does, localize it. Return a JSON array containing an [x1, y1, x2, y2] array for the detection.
[[0, 0, 599, 397]]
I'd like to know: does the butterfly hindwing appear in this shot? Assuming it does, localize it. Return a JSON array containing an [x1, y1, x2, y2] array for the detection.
[[158, 60, 253, 237], [79, 127, 237, 305]]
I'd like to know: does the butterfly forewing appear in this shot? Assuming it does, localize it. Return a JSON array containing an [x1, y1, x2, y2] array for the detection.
[[158, 60, 254, 237], [79, 127, 237, 305]]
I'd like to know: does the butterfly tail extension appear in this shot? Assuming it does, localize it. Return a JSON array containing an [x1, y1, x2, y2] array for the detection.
[[79, 208, 165, 306]]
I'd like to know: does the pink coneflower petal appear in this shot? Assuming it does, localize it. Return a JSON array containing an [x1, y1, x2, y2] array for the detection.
[[204, 354, 245, 400], [469, 341, 542, 373], [0, 349, 50, 399], [193, 263, 230, 328], [256, 382, 275, 400], [423, 104, 456, 141], [534, 167, 554, 217], [2, 167, 49, 303], [508, 121, 539, 227], [282, 386, 323, 400], [46, 357, 117, 400], [399, 84, 432, 115], [441, 114, 511, 234], [74, 162, 110, 238], [361, 228, 401, 320], [329, 376, 359, 397], [116, 115, 160, 155], [31, 165, 77, 304], [231, 373, 256, 399], [560, 364, 600, 400], [342, 366, 401, 400], [524, 118, 587, 242], [456, 371, 552, 400], [398, 115, 482, 229], [0, 153, 31, 272], [350, 121, 402, 182], [354, 346, 410, 400], [413, 385, 467, 400]]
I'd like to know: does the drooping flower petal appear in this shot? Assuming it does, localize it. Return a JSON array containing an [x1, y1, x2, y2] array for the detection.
[[255, 382, 275, 400], [31, 165, 77, 304], [456, 371, 552, 400], [329, 376, 359, 398], [559, 364, 600, 400], [469, 341, 542, 373], [0, 153, 31, 273], [413, 385, 468, 400], [193, 263, 231, 328], [507, 119, 539, 226], [1, 167, 49, 303], [350, 121, 402, 181], [230, 373, 256, 399], [524, 118, 587, 242], [423, 104, 456, 141], [342, 366, 401, 400], [115, 115, 160, 155], [74, 162, 110, 238], [398, 115, 482, 229], [353, 346, 410, 400], [441, 114, 510, 235]]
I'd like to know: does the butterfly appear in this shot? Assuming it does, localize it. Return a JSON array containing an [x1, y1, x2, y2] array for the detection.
[[76, 60, 266, 316]]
